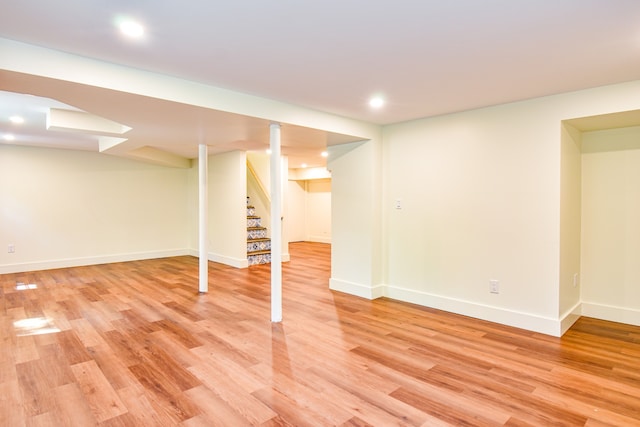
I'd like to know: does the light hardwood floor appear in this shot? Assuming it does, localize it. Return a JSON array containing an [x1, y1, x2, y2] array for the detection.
[[1, 242, 639, 426]]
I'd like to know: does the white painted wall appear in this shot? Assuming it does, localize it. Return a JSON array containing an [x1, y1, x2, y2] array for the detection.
[[329, 138, 384, 299], [581, 128, 640, 326], [383, 107, 561, 334], [559, 123, 582, 331], [286, 178, 332, 243], [247, 151, 271, 235], [286, 180, 306, 242], [380, 81, 640, 335], [306, 179, 331, 243], [207, 150, 247, 267], [0, 145, 190, 274]]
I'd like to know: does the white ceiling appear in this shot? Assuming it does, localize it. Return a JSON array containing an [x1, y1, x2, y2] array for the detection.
[[1, 1, 640, 166]]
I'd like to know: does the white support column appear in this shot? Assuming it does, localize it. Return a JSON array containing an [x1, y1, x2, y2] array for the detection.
[[198, 144, 209, 293], [270, 122, 283, 322]]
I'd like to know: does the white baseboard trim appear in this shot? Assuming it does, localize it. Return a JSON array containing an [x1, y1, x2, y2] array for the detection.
[[581, 301, 640, 327], [187, 249, 289, 268], [329, 280, 562, 335], [4, 248, 261, 273], [329, 279, 562, 335], [560, 302, 582, 335], [384, 285, 563, 336], [330, 282, 640, 336], [209, 252, 248, 269], [0, 249, 190, 275], [330, 278, 385, 300]]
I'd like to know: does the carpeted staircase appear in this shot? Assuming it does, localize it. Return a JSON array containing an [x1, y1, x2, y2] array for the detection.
[[247, 197, 271, 265]]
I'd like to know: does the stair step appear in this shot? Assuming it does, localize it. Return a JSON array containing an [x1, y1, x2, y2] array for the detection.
[[246, 198, 269, 264], [247, 227, 267, 240], [248, 249, 270, 255], [247, 239, 271, 253], [248, 251, 271, 266], [247, 216, 262, 227]]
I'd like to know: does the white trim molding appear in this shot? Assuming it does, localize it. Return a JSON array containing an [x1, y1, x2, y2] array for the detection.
[[330, 277, 385, 300], [385, 285, 562, 336], [560, 302, 582, 335], [0, 249, 190, 275], [581, 301, 640, 327]]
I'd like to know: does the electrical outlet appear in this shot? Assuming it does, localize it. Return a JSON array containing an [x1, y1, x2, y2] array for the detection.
[[8, 244, 15, 253], [573, 273, 579, 287], [489, 279, 499, 294]]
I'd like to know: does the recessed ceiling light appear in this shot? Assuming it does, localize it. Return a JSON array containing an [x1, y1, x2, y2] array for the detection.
[[266, 149, 272, 155], [118, 19, 145, 38], [3, 134, 15, 141], [321, 151, 328, 157], [369, 96, 385, 109], [301, 163, 307, 168], [9, 115, 24, 124]]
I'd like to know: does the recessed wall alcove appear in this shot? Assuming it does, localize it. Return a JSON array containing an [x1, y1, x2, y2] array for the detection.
[[561, 110, 640, 328]]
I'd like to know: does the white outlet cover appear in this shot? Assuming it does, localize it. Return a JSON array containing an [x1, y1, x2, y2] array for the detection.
[[489, 279, 499, 294]]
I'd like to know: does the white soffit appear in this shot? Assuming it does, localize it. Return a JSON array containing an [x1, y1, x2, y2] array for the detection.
[[98, 136, 128, 152], [126, 146, 191, 169], [564, 109, 640, 133], [47, 108, 131, 135]]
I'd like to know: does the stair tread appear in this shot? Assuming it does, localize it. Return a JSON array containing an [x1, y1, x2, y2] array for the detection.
[[247, 249, 271, 255], [246, 199, 269, 263]]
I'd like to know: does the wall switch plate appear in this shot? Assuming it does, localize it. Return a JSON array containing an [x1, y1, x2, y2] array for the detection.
[[395, 199, 402, 209], [573, 273, 579, 287], [8, 244, 15, 253], [489, 279, 499, 294]]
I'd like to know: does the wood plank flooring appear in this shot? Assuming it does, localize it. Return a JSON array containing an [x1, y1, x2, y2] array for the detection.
[[1, 242, 639, 426]]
